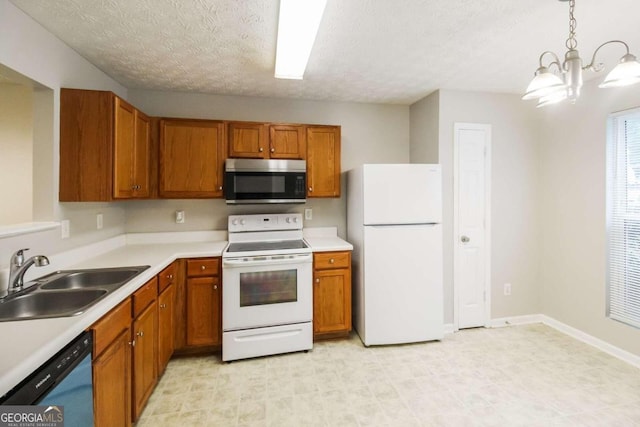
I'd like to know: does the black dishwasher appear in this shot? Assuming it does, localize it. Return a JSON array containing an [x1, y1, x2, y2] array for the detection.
[[0, 330, 94, 426]]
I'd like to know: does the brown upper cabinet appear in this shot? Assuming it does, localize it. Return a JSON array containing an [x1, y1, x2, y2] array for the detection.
[[60, 89, 151, 201], [158, 119, 226, 198], [228, 122, 306, 160], [228, 122, 268, 158], [270, 125, 306, 159], [307, 125, 341, 198]]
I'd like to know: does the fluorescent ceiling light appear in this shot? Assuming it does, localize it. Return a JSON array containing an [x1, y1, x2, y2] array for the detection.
[[274, 0, 327, 80]]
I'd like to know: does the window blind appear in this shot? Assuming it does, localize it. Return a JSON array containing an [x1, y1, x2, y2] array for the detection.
[[607, 110, 640, 329]]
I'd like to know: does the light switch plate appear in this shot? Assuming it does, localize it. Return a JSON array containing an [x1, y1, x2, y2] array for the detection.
[[305, 208, 312, 220], [96, 213, 103, 230], [176, 210, 185, 224]]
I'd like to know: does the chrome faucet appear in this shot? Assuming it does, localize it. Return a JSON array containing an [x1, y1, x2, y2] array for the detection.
[[8, 248, 50, 291]]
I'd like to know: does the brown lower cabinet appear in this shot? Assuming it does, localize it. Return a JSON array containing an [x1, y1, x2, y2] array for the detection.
[[313, 251, 352, 340], [157, 282, 175, 376], [91, 275, 163, 425], [92, 299, 132, 427], [131, 278, 158, 421], [185, 258, 222, 347], [157, 262, 177, 375]]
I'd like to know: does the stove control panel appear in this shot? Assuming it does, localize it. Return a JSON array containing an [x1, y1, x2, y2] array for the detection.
[[228, 213, 303, 233]]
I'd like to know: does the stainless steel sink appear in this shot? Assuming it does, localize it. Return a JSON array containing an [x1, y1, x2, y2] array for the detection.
[[0, 265, 150, 322], [0, 289, 108, 321], [39, 267, 148, 290]]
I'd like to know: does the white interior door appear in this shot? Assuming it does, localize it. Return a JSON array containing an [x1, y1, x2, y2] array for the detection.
[[454, 123, 491, 329]]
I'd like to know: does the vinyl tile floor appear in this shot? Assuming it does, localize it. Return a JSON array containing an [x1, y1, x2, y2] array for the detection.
[[136, 324, 640, 426]]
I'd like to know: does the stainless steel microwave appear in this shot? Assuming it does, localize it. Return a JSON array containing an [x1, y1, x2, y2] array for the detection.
[[224, 159, 307, 204]]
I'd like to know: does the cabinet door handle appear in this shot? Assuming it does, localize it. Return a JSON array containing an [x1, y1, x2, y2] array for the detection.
[[270, 147, 275, 153], [213, 284, 218, 290], [315, 278, 320, 283], [219, 186, 223, 191], [259, 147, 264, 152], [129, 340, 135, 347], [137, 331, 144, 337], [309, 187, 313, 192], [167, 274, 173, 280], [330, 258, 335, 264], [160, 303, 166, 309], [201, 265, 206, 271]]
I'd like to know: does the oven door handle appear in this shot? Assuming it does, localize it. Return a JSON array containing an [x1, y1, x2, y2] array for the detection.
[[223, 253, 312, 267]]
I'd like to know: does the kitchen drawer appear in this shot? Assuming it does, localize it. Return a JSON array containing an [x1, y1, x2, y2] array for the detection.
[[133, 277, 158, 317], [187, 258, 219, 277], [158, 262, 176, 293], [314, 251, 351, 270], [92, 298, 132, 358]]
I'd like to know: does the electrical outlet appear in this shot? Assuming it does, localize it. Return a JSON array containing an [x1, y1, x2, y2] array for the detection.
[[61, 220, 70, 239], [305, 208, 313, 220], [96, 213, 103, 230], [175, 210, 185, 224], [504, 283, 512, 296]]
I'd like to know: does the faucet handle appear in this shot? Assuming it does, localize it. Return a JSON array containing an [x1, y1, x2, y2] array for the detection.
[[11, 248, 30, 265]]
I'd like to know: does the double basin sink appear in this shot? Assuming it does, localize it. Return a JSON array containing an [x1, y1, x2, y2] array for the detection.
[[0, 266, 150, 322]]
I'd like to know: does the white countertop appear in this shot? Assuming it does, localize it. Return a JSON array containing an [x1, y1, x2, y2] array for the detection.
[[304, 227, 353, 252], [0, 239, 226, 397], [0, 229, 351, 397]]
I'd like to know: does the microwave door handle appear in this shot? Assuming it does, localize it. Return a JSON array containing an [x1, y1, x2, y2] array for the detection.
[[223, 254, 311, 267]]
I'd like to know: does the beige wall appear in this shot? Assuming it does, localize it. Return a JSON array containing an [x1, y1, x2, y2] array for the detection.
[[538, 80, 640, 356], [410, 90, 541, 324], [0, 0, 127, 274], [126, 90, 411, 238], [0, 83, 32, 224], [409, 90, 439, 163]]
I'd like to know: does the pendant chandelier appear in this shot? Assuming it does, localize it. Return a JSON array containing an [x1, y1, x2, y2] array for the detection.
[[522, 0, 640, 107]]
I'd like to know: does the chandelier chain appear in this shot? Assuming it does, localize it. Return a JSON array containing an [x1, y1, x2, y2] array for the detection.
[[565, 0, 578, 50]]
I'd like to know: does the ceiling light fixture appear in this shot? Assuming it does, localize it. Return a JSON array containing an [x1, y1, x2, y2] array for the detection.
[[274, 0, 327, 80], [523, 0, 640, 107]]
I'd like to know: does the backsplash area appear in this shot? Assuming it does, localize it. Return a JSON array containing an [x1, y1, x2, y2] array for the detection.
[[123, 196, 346, 238]]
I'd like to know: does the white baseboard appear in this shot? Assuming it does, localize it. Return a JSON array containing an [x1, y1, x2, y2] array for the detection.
[[540, 315, 640, 369], [489, 314, 543, 328], [443, 323, 455, 335]]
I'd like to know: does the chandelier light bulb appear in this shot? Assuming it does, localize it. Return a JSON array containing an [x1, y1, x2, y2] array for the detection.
[[522, 67, 566, 100], [599, 54, 640, 88]]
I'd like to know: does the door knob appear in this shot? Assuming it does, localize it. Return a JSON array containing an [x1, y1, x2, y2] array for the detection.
[[461, 235, 470, 243]]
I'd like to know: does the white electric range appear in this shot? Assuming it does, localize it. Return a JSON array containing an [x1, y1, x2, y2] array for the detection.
[[221, 213, 313, 362]]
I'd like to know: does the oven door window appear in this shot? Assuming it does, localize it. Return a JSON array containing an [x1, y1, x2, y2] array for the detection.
[[239, 270, 297, 306]]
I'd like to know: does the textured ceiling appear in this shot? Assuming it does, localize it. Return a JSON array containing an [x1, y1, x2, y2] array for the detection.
[[10, 0, 640, 104]]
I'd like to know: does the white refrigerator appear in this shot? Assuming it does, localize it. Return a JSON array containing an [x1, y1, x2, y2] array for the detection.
[[347, 164, 443, 346]]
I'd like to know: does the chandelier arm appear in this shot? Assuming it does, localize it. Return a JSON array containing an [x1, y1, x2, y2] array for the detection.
[[538, 51, 564, 73], [583, 40, 631, 72]]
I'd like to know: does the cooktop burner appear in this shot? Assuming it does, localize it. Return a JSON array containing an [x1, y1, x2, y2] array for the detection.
[[226, 240, 309, 253]]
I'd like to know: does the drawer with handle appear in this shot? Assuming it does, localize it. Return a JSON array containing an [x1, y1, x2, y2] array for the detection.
[[187, 258, 220, 277], [132, 277, 158, 317], [313, 251, 351, 270], [158, 262, 177, 292]]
